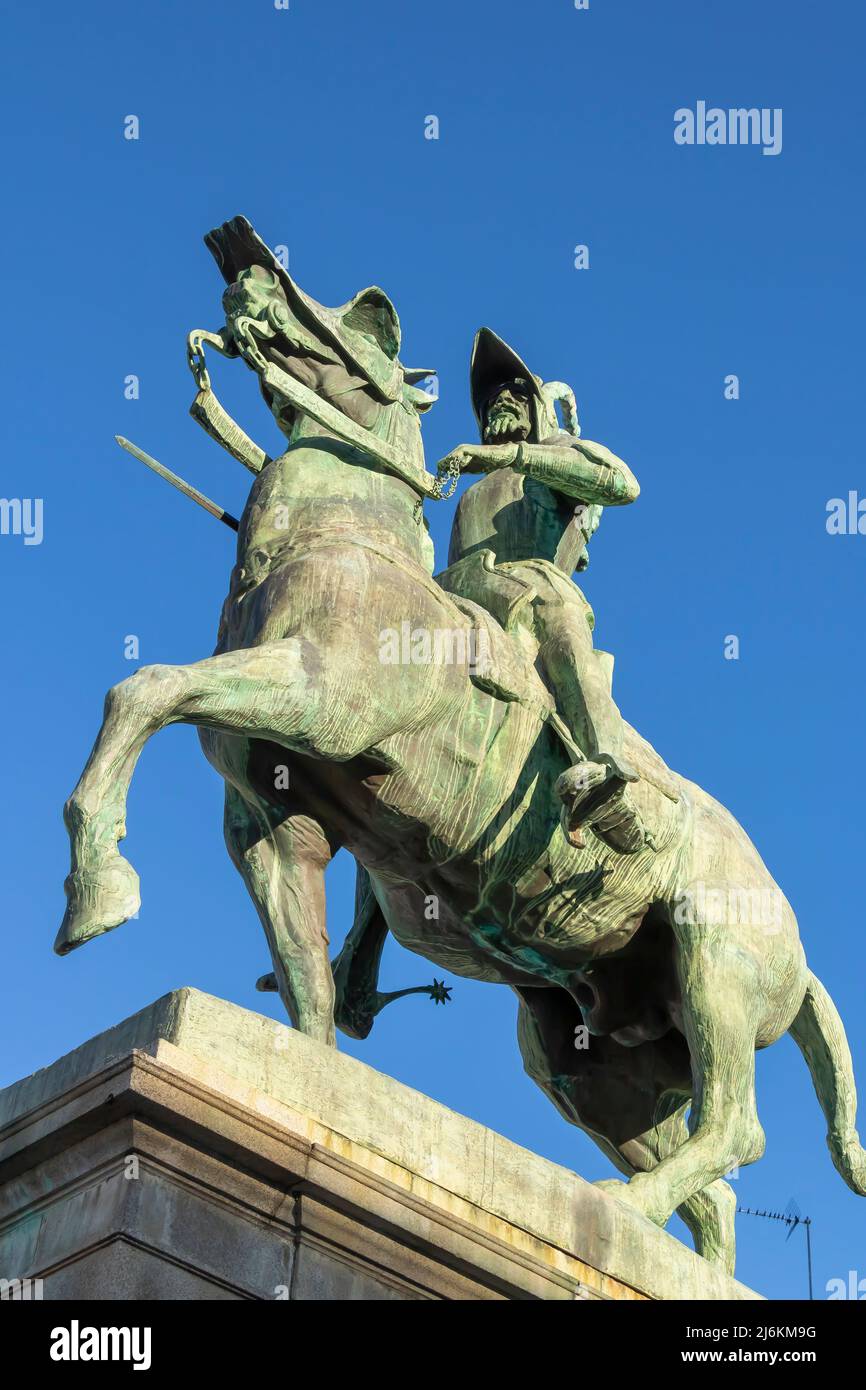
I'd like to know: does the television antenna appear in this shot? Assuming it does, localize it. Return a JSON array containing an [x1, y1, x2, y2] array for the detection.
[[737, 1198, 813, 1298]]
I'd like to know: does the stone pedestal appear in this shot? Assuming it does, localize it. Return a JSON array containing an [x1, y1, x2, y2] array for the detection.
[[0, 989, 759, 1301]]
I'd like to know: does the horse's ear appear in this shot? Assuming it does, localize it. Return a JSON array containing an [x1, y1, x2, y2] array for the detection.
[[405, 385, 437, 413], [403, 369, 439, 412], [342, 288, 401, 359]]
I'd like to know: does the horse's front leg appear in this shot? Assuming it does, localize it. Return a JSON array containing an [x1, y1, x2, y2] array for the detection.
[[55, 637, 359, 957]]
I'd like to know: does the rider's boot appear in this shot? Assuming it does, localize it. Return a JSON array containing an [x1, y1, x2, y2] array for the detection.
[[555, 754, 652, 855], [588, 781, 650, 855]]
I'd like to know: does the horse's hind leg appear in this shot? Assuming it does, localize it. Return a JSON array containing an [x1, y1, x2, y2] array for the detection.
[[515, 986, 736, 1270], [331, 864, 389, 1039], [256, 864, 390, 1026], [594, 1097, 737, 1273], [224, 785, 337, 1045], [601, 939, 767, 1228], [56, 638, 379, 956]]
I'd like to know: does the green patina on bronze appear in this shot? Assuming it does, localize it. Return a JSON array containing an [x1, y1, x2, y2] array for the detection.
[[58, 216, 866, 1276]]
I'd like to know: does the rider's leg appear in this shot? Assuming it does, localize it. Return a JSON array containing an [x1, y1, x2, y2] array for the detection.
[[223, 784, 337, 1045], [531, 594, 648, 852], [534, 598, 629, 770]]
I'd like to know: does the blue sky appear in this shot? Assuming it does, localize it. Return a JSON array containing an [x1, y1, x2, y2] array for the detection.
[[2, 0, 864, 1298]]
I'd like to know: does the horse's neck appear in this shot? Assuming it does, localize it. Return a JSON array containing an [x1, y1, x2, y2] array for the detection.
[[250, 422, 434, 573], [289, 394, 424, 471]]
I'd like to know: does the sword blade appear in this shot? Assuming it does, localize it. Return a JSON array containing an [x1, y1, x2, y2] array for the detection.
[[114, 435, 239, 531]]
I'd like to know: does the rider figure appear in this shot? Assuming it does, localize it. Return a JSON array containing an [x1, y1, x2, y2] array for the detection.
[[437, 328, 649, 855]]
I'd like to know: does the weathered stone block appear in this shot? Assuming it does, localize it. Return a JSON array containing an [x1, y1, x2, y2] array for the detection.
[[0, 990, 761, 1301]]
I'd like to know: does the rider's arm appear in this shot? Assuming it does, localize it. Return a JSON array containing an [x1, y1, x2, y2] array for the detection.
[[512, 439, 639, 505]]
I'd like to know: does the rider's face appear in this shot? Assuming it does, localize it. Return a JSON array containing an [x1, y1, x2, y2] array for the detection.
[[483, 380, 533, 443]]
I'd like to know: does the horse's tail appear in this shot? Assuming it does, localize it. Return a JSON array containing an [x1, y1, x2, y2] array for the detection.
[[789, 970, 866, 1195]]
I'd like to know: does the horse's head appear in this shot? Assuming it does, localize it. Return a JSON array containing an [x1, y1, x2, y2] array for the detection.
[[203, 217, 440, 501]]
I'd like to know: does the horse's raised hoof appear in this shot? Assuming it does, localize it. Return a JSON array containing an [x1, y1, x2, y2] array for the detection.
[[54, 854, 141, 956], [256, 972, 279, 992]]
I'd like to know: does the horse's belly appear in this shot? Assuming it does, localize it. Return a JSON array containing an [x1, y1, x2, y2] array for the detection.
[[374, 879, 546, 987]]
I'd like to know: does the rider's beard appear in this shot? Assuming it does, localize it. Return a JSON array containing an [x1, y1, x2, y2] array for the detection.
[[484, 410, 530, 443]]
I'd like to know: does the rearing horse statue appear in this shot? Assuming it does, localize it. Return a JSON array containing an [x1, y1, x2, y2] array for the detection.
[[57, 217, 866, 1275]]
